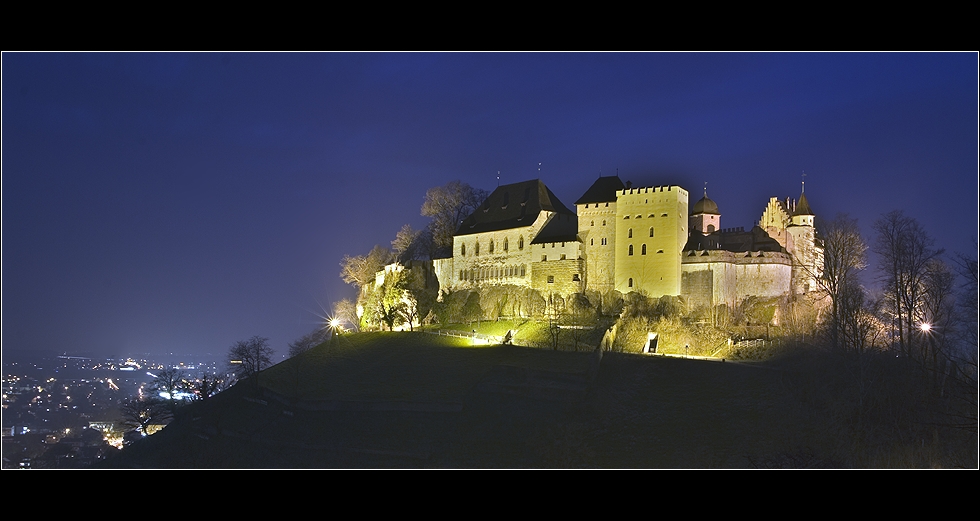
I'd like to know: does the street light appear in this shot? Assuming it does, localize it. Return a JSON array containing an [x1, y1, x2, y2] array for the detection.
[[328, 317, 343, 345]]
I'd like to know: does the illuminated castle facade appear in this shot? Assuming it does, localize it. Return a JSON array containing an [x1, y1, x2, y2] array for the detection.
[[429, 175, 823, 309]]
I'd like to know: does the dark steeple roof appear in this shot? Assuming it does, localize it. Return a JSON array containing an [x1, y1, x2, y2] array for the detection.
[[455, 179, 575, 237], [793, 192, 814, 216], [575, 175, 626, 205], [691, 195, 720, 215]]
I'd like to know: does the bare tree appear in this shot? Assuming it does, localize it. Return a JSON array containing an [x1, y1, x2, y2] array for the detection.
[[952, 250, 978, 356], [228, 336, 274, 386], [151, 367, 187, 415], [120, 397, 172, 435], [873, 211, 943, 360], [340, 245, 393, 290], [421, 181, 488, 257], [189, 371, 226, 401], [391, 224, 431, 262], [546, 293, 566, 350], [819, 214, 869, 351], [837, 284, 885, 353], [919, 258, 957, 386], [288, 327, 328, 358], [333, 298, 360, 332]]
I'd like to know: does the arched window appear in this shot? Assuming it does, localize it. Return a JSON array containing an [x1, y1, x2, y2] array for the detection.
[[707, 225, 715, 233], [629, 244, 634, 256], [518, 236, 524, 249], [642, 244, 647, 255], [649, 227, 654, 237], [489, 240, 494, 253], [590, 220, 594, 226], [461, 243, 466, 256], [504, 237, 509, 251], [628, 277, 633, 288], [590, 238, 594, 246], [475, 242, 480, 256], [628, 228, 633, 238], [602, 220, 606, 226]]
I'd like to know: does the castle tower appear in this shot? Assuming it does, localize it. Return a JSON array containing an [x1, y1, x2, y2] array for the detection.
[[576, 176, 624, 295], [614, 184, 689, 297], [786, 188, 821, 294], [690, 187, 721, 234]]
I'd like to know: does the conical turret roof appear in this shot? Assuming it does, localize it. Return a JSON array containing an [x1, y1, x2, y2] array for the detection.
[[793, 192, 813, 216]]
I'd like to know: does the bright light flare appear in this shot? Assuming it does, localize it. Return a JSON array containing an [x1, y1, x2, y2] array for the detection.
[[920, 323, 932, 333]]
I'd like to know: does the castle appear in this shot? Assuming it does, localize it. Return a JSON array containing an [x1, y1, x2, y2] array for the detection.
[[416, 175, 823, 314]]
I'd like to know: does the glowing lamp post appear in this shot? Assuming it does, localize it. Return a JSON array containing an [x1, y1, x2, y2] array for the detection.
[[329, 318, 343, 345]]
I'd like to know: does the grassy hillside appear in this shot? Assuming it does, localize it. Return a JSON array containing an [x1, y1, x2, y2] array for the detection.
[[103, 332, 977, 468]]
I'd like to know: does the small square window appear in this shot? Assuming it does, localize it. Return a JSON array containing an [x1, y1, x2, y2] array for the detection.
[[547, 275, 555, 283]]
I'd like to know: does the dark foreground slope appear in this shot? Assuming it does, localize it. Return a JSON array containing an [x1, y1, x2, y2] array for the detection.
[[103, 333, 977, 468]]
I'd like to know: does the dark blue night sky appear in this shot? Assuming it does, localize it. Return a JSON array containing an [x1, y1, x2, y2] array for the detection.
[[3, 52, 976, 359]]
